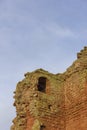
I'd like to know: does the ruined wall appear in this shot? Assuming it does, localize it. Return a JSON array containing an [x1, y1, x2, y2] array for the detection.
[[11, 69, 65, 130], [64, 47, 87, 130], [11, 47, 87, 130]]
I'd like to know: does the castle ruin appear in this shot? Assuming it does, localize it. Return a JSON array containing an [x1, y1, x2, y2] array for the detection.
[[11, 47, 87, 130]]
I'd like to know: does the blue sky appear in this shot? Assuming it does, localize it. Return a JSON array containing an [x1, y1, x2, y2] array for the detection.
[[0, 0, 87, 129]]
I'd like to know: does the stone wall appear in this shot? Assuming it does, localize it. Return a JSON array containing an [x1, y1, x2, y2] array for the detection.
[[64, 47, 87, 130], [11, 47, 87, 130]]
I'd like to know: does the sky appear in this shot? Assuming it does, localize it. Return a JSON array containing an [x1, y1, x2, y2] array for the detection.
[[0, 0, 87, 129]]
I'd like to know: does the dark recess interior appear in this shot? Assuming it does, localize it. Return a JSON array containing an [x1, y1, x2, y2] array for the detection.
[[37, 77, 46, 92]]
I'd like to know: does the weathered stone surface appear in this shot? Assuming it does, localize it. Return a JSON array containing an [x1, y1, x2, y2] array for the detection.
[[11, 47, 87, 130]]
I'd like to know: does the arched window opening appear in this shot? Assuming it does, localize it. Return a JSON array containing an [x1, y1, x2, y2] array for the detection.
[[37, 77, 46, 92]]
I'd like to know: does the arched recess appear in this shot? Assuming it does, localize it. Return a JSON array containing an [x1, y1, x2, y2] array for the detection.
[[37, 77, 47, 92]]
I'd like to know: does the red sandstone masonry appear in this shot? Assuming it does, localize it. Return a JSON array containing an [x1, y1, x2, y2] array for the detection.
[[11, 47, 87, 130]]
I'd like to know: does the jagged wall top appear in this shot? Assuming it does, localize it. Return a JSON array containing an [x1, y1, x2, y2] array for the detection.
[[64, 46, 87, 78], [77, 46, 87, 59]]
